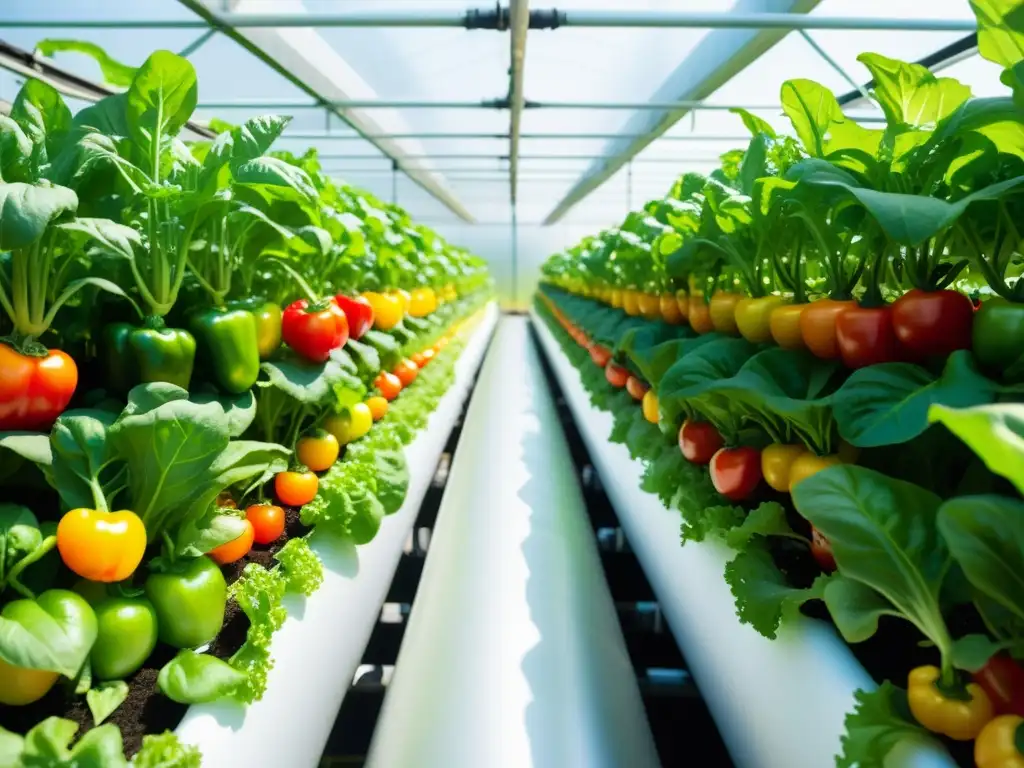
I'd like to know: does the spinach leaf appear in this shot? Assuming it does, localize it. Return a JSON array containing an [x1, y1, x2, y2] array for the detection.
[[19, 717, 127, 768], [833, 352, 998, 448], [157, 650, 245, 704], [0, 432, 52, 466], [86, 680, 129, 725], [0, 589, 97, 677], [46, 409, 121, 512], [260, 349, 364, 405], [791, 465, 953, 652], [824, 575, 902, 644], [929, 402, 1024, 494]]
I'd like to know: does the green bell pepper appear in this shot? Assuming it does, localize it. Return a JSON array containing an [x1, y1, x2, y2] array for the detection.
[[973, 297, 1024, 373], [145, 556, 226, 649], [189, 307, 261, 394], [104, 322, 196, 393], [228, 298, 283, 360]]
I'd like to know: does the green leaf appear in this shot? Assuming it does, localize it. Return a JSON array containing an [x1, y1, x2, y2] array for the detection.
[[0, 504, 44, 586], [791, 465, 951, 647], [929, 403, 1024, 494], [724, 543, 829, 640], [857, 52, 970, 129], [260, 350, 364, 405], [824, 575, 901, 643], [0, 727, 24, 765], [950, 633, 1006, 673], [227, 564, 287, 703], [273, 537, 323, 597], [937, 494, 1024, 628], [86, 680, 129, 725], [0, 589, 98, 678], [0, 432, 52, 466], [130, 732, 201, 768], [780, 79, 841, 157], [231, 115, 292, 163], [157, 650, 245, 704], [371, 449, 409, 515], [21, 717, 128, 767], [58, 217, 140, 261], [0, 181, 78, 250], [837, 683, 932, 768], [35, 39, 138, 87], [832, 352, 999, 448], [46, 409, 119, 511], [724, 501, 796, 550], [969, 0, 1024, 68], [126, 51, 197, 177], [233, 156, 317, 202], [731, 107, 777, 138], [190, 389, 257, 439], [10, 79, 72, 166]]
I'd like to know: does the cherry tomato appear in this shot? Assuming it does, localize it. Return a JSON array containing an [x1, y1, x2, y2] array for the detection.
[[412, 348, 435, 368], [246, 504, 286, 545], [761, 444, 806, 492], [325, 403, 374, 444], [623, 290, 642, 317], [788, 452, 842, 491], [0, 344, 78, 431], [434, 336, 450, 354], [282, 299, 349, 362], [366, 395, 389, 421], [660, 293, 684, 325], [689, 299, 715, 334], [709, 292, 742, 335], [275, 470, 319, 507], [974, 654, 1024, 717], [678, 419, 724, 465], [209, 520, 254, 565], [891, 288, 974, 358], [57, 508, 147, 583], [675, 293, 690, 322], [735, 296, 788, 344], [709, 447, 762, 501], [637, 292, 661, 320], [393, 359, 419, 387], [295, 429, 340, 472], [362, 291, 404, 331], [800, 299, 857, 359], [642, 390, 659, 424], [835, 304, 901, 369], [810, 526, 837, 572], [375, 371, 403, 401], [610, 289, 624, 309], [605, 362, 629, 388], [589, 344, 612, 367], [770, 304, 807, 350], [408, 287, 437, 318], [625, 376, 649, 401], [333, 294, 374, 340]]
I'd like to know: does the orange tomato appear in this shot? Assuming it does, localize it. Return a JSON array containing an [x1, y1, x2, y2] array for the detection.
[[625, 376, 649, 401], [676, 293, 690, 320], [623, 289, 642, 316], [709, 292, 742, 334], [689, 298, 715, 334], [800, 299, 857, 359], [770, 304, 807, 350], [788, 453, 842, 492], [375, 371, 403, 401], [366, 396, 389, 421], [56, 508, 146, 583], [637, 292, 661, 320], [295, 430, 340, 472], [393, 359, 419, 387], [275, 470, 319, 507], [246, 504, 286, 545], [659, 294, 684, 324], [209, 520, 254, 564]]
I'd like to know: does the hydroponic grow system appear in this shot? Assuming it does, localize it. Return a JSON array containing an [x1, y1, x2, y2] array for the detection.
[[0, 2, 1020, 767]]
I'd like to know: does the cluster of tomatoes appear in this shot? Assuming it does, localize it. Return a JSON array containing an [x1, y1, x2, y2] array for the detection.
[[542, 294, 840, 571], [206, 326, 457, 566]]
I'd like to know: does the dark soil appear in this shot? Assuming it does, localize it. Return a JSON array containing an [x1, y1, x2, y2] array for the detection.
[[0, 504, 313, 756]]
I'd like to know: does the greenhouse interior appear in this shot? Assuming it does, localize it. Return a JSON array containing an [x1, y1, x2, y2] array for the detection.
[[1, 1, 1023, 767]]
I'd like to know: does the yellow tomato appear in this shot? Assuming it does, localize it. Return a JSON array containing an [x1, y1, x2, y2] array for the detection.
[[735, 296, 788, 344], [408, 287, 437, 318], [57, 508, 146, 583], [637, 292, 661, 320], [366, 396, 389, 421], [659, 293, 684, 325], [770, 303, 807, 350], [709, 292, 742, 334], [761, 444, 807, 492], [689, 298, 715, 334], [788, 453, 842, 492], [362, 292, 403, 330], [325, 403, 374, 445], [392, 289, 411, 314], [641, 390, 660, 424], [623, 289, 642, 316], [0, 658, 59, 706], [610, 289, 624, 309], [296, 429, 340, 472], [676, 292, 690, 320]]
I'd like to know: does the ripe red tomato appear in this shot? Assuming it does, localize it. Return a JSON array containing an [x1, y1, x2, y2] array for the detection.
[[589, 344, 612, 367], [625, 376, 649, 401], [891, 289, 974, 358], [0, 344, 78, 431], [246, 504, 286, 545], [282, 299, 349, 362], [835, 304, 901, 369], [333, 294, 374, 340], [678, 419, 724, 465], [393, 359, 419, 387], [810, 526, 837, 572], [375, 371, 403, 401], [709, 446, 762, 501], [605, 362, 629, 388]]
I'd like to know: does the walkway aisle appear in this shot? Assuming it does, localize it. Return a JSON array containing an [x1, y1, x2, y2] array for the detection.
[[365, 316, 660, 768]]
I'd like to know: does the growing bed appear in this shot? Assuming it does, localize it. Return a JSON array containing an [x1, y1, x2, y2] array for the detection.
[[172, 302, 497, 766], [531, 310, 956, 768]]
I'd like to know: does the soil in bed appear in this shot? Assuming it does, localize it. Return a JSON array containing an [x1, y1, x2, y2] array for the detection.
[[0, 507, 312, 757]]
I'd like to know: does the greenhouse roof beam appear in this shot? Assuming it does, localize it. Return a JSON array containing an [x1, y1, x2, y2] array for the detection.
[[177, 0, 475, 222], [508, 0, 530, 203], [0, 10, 975, 32], [281, 132, 756, 140], [541, 0, 824, 226]]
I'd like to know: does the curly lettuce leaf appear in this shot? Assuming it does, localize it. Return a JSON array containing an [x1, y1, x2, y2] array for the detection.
[[131, 732, 202, 768], [273, 536, 324, 596], [724, 501, 800, 550], [837, 683, 932, 768], [227, 564, 287, 703]]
